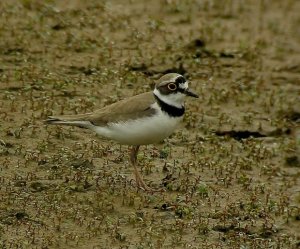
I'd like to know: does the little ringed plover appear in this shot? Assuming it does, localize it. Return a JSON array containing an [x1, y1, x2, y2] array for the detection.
[[45, 73, 198, 191]]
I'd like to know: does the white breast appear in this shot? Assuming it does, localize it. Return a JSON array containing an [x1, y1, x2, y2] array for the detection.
[[91, 103, 182, 145]]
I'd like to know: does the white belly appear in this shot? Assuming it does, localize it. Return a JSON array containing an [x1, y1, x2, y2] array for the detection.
[[92, 110, 182, 145]]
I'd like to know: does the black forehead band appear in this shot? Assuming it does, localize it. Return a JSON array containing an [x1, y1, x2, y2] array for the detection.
[[175, 76, 186, 84]]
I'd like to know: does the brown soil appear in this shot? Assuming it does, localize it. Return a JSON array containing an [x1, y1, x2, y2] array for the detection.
[[0, 0, 299, 248]]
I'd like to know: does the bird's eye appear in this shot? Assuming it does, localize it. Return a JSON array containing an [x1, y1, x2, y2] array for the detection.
[[175, 76, 185, 84], [167, 83, 177, 91]]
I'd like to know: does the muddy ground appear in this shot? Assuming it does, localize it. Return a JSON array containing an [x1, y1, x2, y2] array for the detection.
[[0, 0, 299, 248]]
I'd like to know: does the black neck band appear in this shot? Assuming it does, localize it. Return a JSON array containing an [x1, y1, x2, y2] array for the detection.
[[154, 94, 185, 117]]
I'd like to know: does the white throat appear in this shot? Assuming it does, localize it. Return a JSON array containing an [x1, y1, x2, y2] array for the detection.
[[153, 88, 185, 108]]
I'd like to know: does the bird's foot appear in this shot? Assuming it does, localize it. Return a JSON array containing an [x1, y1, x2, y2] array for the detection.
[[133, 172, 165, 193]]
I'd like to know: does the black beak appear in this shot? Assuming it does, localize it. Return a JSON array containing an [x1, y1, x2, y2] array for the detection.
[[184, 88, 199, 98]]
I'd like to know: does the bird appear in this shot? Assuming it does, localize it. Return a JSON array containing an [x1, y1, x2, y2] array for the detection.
[[45, 73, 198, 191]]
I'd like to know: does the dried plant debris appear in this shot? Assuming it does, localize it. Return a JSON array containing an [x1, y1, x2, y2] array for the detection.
[[0, 0, 299, 248], [285, 156, 300, 168], [215, 130, 267, 140]]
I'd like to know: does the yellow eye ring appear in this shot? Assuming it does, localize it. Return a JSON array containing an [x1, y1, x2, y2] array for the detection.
[[168, 83, 177, 91]]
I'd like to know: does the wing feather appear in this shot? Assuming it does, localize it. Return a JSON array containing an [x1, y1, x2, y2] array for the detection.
[[45, 92, 156, 127]]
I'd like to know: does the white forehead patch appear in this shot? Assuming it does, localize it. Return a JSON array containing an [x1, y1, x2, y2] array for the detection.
[[178, 81, 189, 90]]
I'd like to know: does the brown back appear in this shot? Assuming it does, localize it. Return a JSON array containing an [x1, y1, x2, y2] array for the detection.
[[46, 92, 157, 126], [88, 92, 156, 125]]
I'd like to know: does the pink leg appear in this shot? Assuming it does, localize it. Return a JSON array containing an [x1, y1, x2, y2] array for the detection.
[[130, 146, 152, 191]]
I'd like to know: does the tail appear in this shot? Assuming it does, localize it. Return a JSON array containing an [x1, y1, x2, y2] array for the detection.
[[45, 114, 92, 129]]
